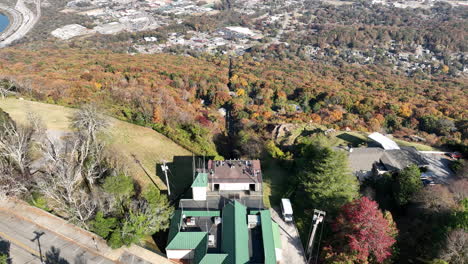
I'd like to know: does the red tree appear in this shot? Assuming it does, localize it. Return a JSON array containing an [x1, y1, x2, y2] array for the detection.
[[324, 197, 397, 263]]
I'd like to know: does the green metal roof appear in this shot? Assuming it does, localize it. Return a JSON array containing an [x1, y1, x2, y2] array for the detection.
[[222, 201, 249, 264], [198, 254, 228, 264], [260, 210, 277, 264], [166, 210, 210, 251], [166, 232, 207, 250], [183, 210, 221, 217], [272, 222, 282, 249], [194, 234, 209, 264], [192, 172, 208, 188], [167, 210, 183, 244], [167, 203, 280, 264]]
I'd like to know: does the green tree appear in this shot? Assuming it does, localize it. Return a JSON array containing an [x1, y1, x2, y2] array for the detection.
[[102, 172, 135, 199], [419, 115, 439, 134], [107, 200, 173, 249], [450, 198, 468, 230], [0, 254, 7, 264], [296, 142, 359, 214], [90, 212, 118, 239], [264, 140, 285, 159], [393, 165, 422, 207], [428, 259, 449, 264]]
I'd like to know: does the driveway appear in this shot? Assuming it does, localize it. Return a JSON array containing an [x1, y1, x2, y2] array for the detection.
[[270, 208, 307, 264], [421, 153, 455, 184]]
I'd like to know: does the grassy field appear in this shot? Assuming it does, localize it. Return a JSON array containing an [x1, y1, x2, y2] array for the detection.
[[0, 98, 192, 192], [261, 157, 290, 208]]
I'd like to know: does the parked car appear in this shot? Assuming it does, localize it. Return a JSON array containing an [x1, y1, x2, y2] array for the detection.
[[281, 198, 294, 223], [422, 178, 436, 186], [447, 152, 463, 159]]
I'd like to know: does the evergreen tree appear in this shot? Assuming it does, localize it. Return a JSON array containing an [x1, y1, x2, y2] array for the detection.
[[102, 172, 135, 200], [90, 212, 118, 239], [393, 165, 422, 207], [297, 141, 359, 214]]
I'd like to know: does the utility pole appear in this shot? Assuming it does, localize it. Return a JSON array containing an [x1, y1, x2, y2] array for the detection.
[[192, 154, 195, 181], [306, 209, 326, 264], [161, 161, 170, 196], [31, 231, 45, 263]]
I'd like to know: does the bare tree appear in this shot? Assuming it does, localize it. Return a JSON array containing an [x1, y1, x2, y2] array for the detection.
[[439, 229, 468, 264], [449, 179, 468, 203], [0, 79, 16, 99], [0, 113, 46, 200], [70, 104, 109, 186], [0, 120, 32, 176], [412, 185, 457, 213], [0, 160, 28, 200], [71, 104, 109, 144], [37, 138, 97, 228]]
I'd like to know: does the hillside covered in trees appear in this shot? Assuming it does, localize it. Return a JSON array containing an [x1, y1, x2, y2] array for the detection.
[[0, 48, 466, 157]]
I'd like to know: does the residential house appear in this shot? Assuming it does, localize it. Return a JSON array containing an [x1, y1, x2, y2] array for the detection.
[[347, 133, 429, 180]]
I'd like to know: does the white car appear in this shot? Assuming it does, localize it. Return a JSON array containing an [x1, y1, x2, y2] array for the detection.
[[281, 198, 294, 222]]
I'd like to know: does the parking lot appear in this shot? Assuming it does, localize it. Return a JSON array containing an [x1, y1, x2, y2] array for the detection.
[[421, 152, 455, 184]]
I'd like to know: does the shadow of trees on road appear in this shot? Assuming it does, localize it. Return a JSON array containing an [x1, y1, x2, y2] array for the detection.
[[45, 246, 69, 264], [0, 238, 11, 264]]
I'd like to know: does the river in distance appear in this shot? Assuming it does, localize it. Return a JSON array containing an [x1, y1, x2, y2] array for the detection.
[[0, 13, 9, 33]]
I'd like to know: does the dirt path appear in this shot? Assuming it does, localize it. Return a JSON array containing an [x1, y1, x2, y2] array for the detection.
[[0, 0, 41, 47]]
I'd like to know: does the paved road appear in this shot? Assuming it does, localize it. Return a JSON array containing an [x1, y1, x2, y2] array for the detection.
[[0, 0, 41, 47], [0, 4, 22, 41], [270, 207, 307, 264], [0, 210, 115, 264]]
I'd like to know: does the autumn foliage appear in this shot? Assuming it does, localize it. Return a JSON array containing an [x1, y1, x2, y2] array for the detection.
[[324, 197, 397, 263], [0, 48, 466, 151]]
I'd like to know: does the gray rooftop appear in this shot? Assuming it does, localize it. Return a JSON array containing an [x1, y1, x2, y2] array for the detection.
[[348, 147, 384, 172], [207, 160, 263, 184], [347, 146, 429, 172]]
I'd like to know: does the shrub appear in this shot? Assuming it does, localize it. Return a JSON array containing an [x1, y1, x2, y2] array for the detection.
[[102, 173, 135, 199]]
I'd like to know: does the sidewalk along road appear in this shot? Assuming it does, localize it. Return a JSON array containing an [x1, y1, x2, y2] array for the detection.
[[0, 209, 115, 264]]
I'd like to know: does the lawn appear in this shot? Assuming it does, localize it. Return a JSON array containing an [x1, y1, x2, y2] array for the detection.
[[0, 98, 192, 192], [261, 157, 291, 209]]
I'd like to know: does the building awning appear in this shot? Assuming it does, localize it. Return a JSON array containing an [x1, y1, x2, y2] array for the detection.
[[368, 132, 400, 150]]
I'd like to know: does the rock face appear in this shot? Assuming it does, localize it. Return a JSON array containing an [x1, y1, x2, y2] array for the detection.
[[271, 123, 306, 146], [272, 123, 295, 140], [271, 123, 326, 146]]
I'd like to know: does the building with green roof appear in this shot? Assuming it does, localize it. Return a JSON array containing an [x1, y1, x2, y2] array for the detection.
[[166, 201, 282, 264], [166, 160, 282, 263]]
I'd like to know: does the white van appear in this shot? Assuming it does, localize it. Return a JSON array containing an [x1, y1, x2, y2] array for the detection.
[[280, 198, 293, 222]]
